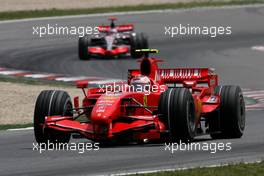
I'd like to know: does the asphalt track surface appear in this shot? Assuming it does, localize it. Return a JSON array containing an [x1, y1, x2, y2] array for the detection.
[[0, 5, 264, 176]]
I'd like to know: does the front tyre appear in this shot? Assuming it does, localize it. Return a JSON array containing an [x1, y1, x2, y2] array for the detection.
[[34, 90, 72, 144], [158, 88, 196, 142], [210, 85, 245, 139]]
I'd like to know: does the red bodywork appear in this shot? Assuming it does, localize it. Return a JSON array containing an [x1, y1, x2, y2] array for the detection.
[[98, 24, 134, 33], [88, 46, 129, 56], [44, 57, 220, 142]]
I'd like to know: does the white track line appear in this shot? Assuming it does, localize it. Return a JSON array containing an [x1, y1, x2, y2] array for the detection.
[[243, 90, 264, 95], [111, 160, 262, 176], [0, 70, 27, 75], [55, 76, 92, 82], [24, 74, 58, 79], [89, 79, 126, 84], [0, 4, 264, 24], [244, 90, 264, 110], [247, 103, 264, 108], [0, 67, 122, 83], [252, 46, 264, 52], [7, 127, 33, 131], [245, 94, 264, 98], [257, 98, 264, 102]]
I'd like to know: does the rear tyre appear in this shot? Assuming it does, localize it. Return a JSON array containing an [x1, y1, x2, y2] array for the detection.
[[140, 33, 149, 49], [209, 85, 245, 139], [78, 35, 90, 60], [130, 34, 140, 59], [158, 88, 196, 142], [130, 33, 148, 59], [34, 90, 72, 144]]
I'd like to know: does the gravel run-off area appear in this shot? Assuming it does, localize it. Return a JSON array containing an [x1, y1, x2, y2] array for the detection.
[[0, 82, 82, 124]]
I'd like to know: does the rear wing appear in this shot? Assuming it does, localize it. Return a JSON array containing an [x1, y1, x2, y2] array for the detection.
[[127, 49, 218, 87], [157, 68, 215, 82], [98, 24, 134, 32], [128, 68, 218, 87]]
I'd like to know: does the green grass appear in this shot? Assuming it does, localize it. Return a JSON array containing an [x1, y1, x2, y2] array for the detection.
[[136, 161, 264, 176], [0, 123, 33, 130], [0, 0, 263, 20]]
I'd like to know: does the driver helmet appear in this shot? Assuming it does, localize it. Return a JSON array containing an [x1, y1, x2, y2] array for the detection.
[[108, 28, 117, 35], [130, 75, 151, 91]]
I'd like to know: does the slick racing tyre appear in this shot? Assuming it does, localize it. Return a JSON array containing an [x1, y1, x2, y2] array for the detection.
[[34, 90, 72, 144], [158, 88, 196, 142], [78, 35, 91, 60], [130, 33, 149, 59], [209, 85, 245, 139], [140, 33, 149, 49]]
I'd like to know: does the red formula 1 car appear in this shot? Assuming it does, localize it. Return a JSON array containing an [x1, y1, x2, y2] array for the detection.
[[78, 18, 148, 60], [34, 49, 245, 144]]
